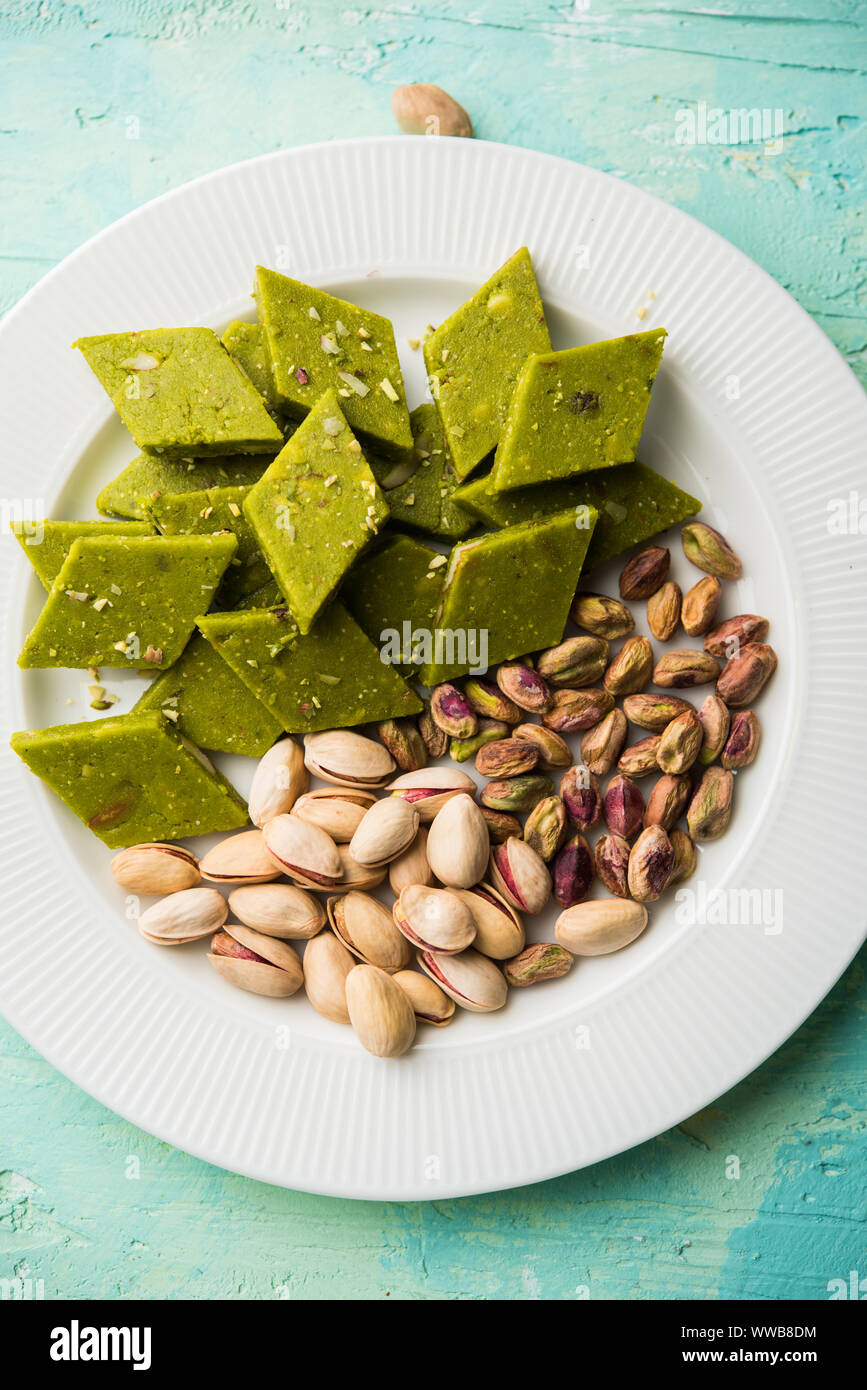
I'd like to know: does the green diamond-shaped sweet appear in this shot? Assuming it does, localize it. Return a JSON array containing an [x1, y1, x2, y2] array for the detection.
[[385, 405, 475, 540], [97, 452, 275, 521], [342, 533, 446, 677], [11, 519, 153, 589], [222, 319, 283, 414], [148, 485, 272, 607]]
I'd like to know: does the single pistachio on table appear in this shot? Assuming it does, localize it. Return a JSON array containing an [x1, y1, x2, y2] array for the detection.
[[199, 828, 282, 885], [542, 687, 615, 733], [228, 882, 326, 939], [627, 824, 675, 902], [513, 723, 571, 770], [581, 708, 628, 776], [208, 926, 304, 998], [137, 886, 227, 946], [617, 735, 662, 777], [496, 659, 552, 713], [346, 964, 417, 1058], [682, 522, 742, 579], [480, 773, 555, 815], [348, 796, 419, 868], [523, 795, 568, 861], [656, 708, 703, 774], [480, 806, 523, 843], [335, 843, 387, 891], [721, 710, 761, 769], [595, 833, 631, 898], [429, 682, 478, 739], [619, 545, 670, 600], [418, 700, 448, 757], [560, 764, 602, 831], [604, 636, 654, 696], [552, 833, 595, 907], [376, 716, 427, 772], [392, 969, 455, 1026], [697, 692, 731, 765], [602, 773, 644, 839], [681, 575, 722, 637], [450, 718, 510, 763], [248, 735, 308, 827], [716, 642, 777, 707], [647, 581, 682, 641], [388, 825, 434, 895], [110, 842, 201, 895], [292, 787, 376, 842], [489, 836, 551, 914], [303, 729, 395, 788], [704, 614, 770, 660], [643, 773, 691, 832], [622, 693, 695, 733], [475, 737, 540, 779], [328, 891, 411, 972], [262, 815, 343, 889], [463, 676, 521, 724], [653, 648, 721, 689], [426, 792, 490, 887], [418, 947, 508, 1013], [555, 899, 649, 956], [387, 766, 476, 821], [669, 828, 697, 885], [393, 883, 476, 953], [504, 943, 573, 987], [303, 930, 355, 1022], [451, 883, 525, 959], [536, 635, 609, 688], [392, 82, 473, 138], [687, 766, 734, 842], [570, 591, 635, 639]]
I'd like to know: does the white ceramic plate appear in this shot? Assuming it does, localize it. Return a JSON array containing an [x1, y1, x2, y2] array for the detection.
[[1, 137, 865, 1200]]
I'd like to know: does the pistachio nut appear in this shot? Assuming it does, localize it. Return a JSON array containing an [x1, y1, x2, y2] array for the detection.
[[345, 964, 416, 1057], [681, 522, 742, 579], [536, 635, 609, 688], [393, 883, 476, 953], [503, 943, 573, 987], [388, 825, 434, 896], [647, 581, 682, 641], [480, 773, 555, 815], [681, 575, 722, 637], [426, 793, 489, 887], [429, 682, 478, 739], [496, 660, 552, 713], [580, 708, 628, 776], [552, 833, 595, 907], [622, 693, 695, 733], [376, 717, 427, 773], [335, 843, 387, 890], [513, 723, 571, 770], [418, 947, 507, 1013], [449, 719, 510, 763], [452, 883, 525, 959], [560, 765, 602, 831], [387, 766, 476, 822], [228, 882, 326, 939], [303, 729, 396, 788], [627, 824, 675, 902], [110, 842, 201, 895], [209, 926, 304, 998], [303, 930, 355, 1022], [463, 676, 521, 724], [262, 814, 343, 889], [604, 636, 654, 696], [570, 591, 635, 639], [292, 787, 377, 842], [418, 700, 448, 757], [199, 829, 282, 885], [555, 899, 649, 956], [137, 886, 228, 946], [669, 828, 697, 885], [328, 890, 412, 972], [656, 708, 703, 774], [348, 797, 419, 867], [721, 710, 761, 770], [697, 693, 731, 765], [475, 738, 540, 779], [653, 649, 721, 688], [594, 833, 631, 898], [687, 766, 734, 842], [523, 795, 568, 861], [541, 687, 615, 733], [619, 545, 670, 600], [617, 735, 662, 777], [489, 837, 551, 915], [480, 807, 523, 843], [704, 613, 770, 661], [247, 736, 308, 828], [716, 642, 777, 708], [392, 969, 455, 1026], [643, 773, 691, 832], [602, 773, 644, 839]]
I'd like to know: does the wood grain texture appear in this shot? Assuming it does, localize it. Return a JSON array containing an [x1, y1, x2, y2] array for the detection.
[[0, 0, 864, 1299]]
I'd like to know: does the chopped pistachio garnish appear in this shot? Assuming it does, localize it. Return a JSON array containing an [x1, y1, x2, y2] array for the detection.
[[227, 501, 241, 517], [92, 597, 110, 612], [380, 377, 399, 402], [407, 337, 420, 350], [357, 326, 371, 340], [308, 305, 321, 320], [320, 334, 340, 354]]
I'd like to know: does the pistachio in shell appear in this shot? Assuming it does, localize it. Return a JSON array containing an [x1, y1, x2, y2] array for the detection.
[[228, 882, 326, 939], [291, 787, 377, 842], [199, 828, 282, 885], [303, 930, 355, 1023], [261, 815, 342, 889], [489, 837, 551, 915], [426, 793, 489, 888], [209, 926, 304, 998], [451, 883, 525, 960], [302, 729, 396, 788], [387, 766, 476, 822], [248, 736, 308, 827], [388, 825, 434, 896], [328, 891, 411, 972], [393, 883, 476, 954], [110, 842, 200, 895], [392, 969, 455, 1026], [418, 947, 507, 1013], [345, 964, 416, 1057], [348, 796, 419, 867]]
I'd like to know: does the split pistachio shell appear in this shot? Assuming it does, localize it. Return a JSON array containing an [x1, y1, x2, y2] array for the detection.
[[392, 969, 455, 1026], [386, 766, 476, 821], [418, 947, 508, 1013], [291, 788, 377, 841], [328, 891, 411, 972], [335, 843, 387, 891], [137, 886, 227, 946], [426, 793, 489, 888], [110, 843, 201, 895], [388, 826, 434, 895], [262, 815, 342, 889], [303, 729, 396, 787], [345, 964, 417, 1057], [393, 883, 476, 954], [248, 736, 308, 827], [489, 837, 551, 915], [199, 829, 281, 884], [208, 925, 304, 997], [228, 882, 326, 939], [555, 899, 649, 956], [348, 796, 419, 867], [303, 930, 355, 1023], [451, 884, 525, 959]]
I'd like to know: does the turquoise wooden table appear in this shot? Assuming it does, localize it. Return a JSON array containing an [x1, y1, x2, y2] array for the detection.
[[1, 0, 864, 1300]]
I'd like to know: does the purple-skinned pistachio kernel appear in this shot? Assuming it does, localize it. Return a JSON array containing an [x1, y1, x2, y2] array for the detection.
[[429, 682, 478, 739], [602, 773, 645, 839], [552, 834, 595, 908], [560, 765, 602, 831]]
